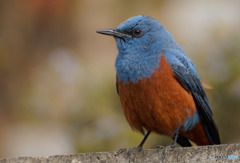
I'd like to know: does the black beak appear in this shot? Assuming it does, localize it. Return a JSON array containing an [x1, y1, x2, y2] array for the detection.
[[96, 28, 132, 38]]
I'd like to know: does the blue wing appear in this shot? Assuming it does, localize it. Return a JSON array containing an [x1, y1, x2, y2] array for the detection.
[[164, 52, 221, 145]]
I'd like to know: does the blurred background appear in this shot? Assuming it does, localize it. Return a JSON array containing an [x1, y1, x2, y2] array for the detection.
[[0, 0, 240, 158]]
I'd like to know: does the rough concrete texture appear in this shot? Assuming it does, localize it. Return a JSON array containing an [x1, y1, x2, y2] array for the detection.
[[0, 144, 239, 163]]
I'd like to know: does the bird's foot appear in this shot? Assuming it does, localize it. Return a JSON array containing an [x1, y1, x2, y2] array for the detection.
[[116, 148, 127, 155], [126, 147, 142, 163], [136, 145, 143, 152], [170, 141, 177, 149], [155, 145, 164, 149], [160, 145, 170, 161], [126, 147, 135, 158], [156, 143, 176, 161]]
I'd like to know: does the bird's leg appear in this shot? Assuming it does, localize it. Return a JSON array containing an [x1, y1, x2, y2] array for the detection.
[[137, 131, 151, 151], [171, 132, 178, 148], [127, 131, 151, 161]]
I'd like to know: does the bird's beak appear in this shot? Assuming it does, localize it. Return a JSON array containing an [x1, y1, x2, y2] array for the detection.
[[96, 28, 132, 38]]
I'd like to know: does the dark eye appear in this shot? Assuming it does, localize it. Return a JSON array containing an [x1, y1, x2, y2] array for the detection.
[[133, 29, 142, 37]]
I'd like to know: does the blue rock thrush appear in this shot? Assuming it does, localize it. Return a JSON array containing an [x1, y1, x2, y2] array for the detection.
[[96, 15, 220, 149]]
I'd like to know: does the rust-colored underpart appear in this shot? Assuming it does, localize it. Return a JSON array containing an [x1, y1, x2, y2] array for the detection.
[[117, 55, 209, 145]]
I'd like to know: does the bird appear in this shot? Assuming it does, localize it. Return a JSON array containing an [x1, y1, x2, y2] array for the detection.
[[96, 15, 221, 149]]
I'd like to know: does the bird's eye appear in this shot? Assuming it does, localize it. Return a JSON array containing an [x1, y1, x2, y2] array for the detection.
[[133, 29, 142, 37]]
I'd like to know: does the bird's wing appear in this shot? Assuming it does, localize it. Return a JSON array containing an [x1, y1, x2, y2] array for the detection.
[[169, 63, 221, 145]]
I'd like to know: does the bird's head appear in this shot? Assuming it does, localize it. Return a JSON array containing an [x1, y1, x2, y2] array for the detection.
[[97, 15, 176, 57]]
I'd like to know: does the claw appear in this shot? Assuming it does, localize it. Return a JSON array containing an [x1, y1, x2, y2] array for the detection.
[[127, 148, 134, 162], [160, 142, 177, 161], [156, 145, 164, 149], [160, 145, 170, 161], [171, 142, 177, 149], [116, 148, 127, 155], [127, 147, 143, 163]]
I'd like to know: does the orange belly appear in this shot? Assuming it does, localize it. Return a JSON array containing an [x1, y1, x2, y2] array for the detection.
[[117, 55, 198, 137]]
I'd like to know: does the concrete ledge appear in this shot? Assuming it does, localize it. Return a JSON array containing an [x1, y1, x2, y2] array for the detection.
[[0, 144, 239, 163]]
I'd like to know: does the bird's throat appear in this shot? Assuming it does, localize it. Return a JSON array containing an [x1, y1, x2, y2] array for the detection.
[[115, 53, 161, 84]]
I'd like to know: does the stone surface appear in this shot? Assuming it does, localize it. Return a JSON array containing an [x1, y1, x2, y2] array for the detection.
[[0, 144, 239, 163]]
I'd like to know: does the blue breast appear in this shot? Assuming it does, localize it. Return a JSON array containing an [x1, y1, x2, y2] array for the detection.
[[115, 52, 161, 84]]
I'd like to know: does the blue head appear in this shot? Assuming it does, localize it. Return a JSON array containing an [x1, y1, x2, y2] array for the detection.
[[97, 15, 194, 83], [113, 15, 180, 56]]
